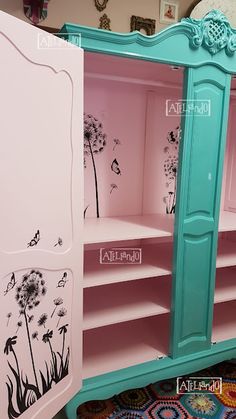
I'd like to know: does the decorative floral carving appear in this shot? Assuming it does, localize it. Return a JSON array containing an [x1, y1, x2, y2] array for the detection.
[[130, 15, 156, 36], [183, 9, 236, 55], [94, 0, 109, 12], [99, 13, 111, 31]]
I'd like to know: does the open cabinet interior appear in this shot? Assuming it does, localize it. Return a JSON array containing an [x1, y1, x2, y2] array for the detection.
[[83, 52, 184, 379], [213, 76, 236, 344]]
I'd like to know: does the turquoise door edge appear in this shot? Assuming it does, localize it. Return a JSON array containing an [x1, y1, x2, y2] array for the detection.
[[171, 65, 232, 357]]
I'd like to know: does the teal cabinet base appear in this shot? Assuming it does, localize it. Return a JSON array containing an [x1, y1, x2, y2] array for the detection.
[[64, 339, 236, 419]]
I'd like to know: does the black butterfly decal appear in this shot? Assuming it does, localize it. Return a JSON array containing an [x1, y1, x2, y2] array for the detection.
[[4, 273, 16, 296], [111, 158, 121, 175], [57, 272, 68, 288], [27, 230, 40, 248]]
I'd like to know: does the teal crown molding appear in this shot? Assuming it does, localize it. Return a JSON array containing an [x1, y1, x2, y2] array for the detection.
[[59, 10, 236, 73], [183, 10, 236, 56]]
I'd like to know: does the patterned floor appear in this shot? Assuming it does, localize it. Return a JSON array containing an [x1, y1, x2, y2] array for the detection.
[[77, 362, 236, 418]]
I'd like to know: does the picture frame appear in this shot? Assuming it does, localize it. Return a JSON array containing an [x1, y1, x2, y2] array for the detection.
[[160, 0, 179, 24], [130, 15, 156, 36]]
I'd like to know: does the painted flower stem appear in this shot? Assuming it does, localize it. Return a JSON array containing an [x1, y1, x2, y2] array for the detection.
[[23, 310, 39, 392]]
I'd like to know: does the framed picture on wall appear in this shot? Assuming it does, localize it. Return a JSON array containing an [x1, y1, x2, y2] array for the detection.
[[160, 0, 179, 24]]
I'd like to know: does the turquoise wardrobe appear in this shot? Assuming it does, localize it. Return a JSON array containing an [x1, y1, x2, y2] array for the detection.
[[58, 10, 236, 419]]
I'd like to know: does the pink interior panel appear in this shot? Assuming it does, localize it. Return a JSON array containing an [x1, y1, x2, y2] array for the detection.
[[84, 78, 146, 217], [142, 90, 181, 215], [85, 52, 183, 85], [84, 52, 183, 218]]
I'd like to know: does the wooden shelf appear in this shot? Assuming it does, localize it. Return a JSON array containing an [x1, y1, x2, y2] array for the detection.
[[84, 242, 172, 288], [217, 238, 236, 268], [83, 314, 169, 379], [84, 214, 174, 244], [215, 267, 236, 304], [212, 300, 236, 343], [219, 211, 236, 232], [83, 277, 171, 330]]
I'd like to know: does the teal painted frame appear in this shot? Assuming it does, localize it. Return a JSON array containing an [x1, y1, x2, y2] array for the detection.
[[60, 10, 236, 73], [58, 10, 236, 418], [65, 340, 236, 419]]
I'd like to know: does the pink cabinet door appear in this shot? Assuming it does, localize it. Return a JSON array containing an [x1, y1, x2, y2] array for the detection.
[[225, 99, 236, 212], [0, 11, 83, 419]]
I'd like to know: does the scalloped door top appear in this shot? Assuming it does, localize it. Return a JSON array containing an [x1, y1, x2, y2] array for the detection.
[[0, 29, 73, 253]]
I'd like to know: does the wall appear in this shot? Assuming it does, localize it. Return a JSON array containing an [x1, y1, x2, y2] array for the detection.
[[0, 0, 192, 32]]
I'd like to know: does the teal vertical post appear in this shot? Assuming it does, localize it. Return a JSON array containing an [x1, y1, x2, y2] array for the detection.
[[171, 65, 231, 358]]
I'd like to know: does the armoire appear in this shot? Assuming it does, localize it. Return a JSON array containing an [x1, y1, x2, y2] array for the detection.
[[1, 8, 236, 419]]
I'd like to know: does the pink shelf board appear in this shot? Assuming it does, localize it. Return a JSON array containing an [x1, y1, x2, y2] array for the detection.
[[219, 211, 236, 232], [83, 276, 171, 330], [212, 300, 236, 343], [217, 238, 236, 268], [215, 267, 236, 304], [84, 242, 173, 288], [84, 214, 174, 244], [83, 314, 169, 379]]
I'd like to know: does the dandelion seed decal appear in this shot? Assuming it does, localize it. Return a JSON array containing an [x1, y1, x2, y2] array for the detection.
[[38, 313, 48, 328], [57, 307, 67, 327], [16, 321, 22, 333], [110, 183, 118, 194], [84, 113, 107, 218], [163, 126, 181, 214], [113, 138, 121, 151], [6, 312, 12, 326], [32, 331, 39, 341], [42, 330, 54, 360], [51, 297, 63, 318], [27, 314, 34, 323], [54, 237, 63, 247]]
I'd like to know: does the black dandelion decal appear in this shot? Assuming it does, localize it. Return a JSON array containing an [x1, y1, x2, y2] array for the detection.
[[113, 138, 121, 151], [38, 313, 48, 328], [51, 297, 63, 318], [57, 308, 67, 327], [84, 113, 107, 218], [54, 237, 63, 247], [163, 126, 181, 214], [27, 314, 34, 323], [16, 321, 22, 334], [32, 331, 39, 341], [6, 312, 12, 326]]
